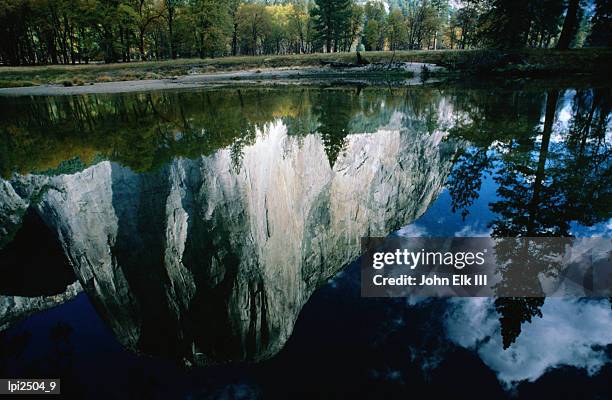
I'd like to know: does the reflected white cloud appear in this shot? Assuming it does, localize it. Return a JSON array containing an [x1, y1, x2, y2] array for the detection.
[[395, 224, 428, 237], [570, 218, 612, 237], [444, 298, 612, 389], [454, 224, 492, 237]]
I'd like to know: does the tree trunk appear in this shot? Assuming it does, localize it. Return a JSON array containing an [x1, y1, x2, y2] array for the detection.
[[252, 22, 257, 56], [232, 23, 238, 56], [557, 0, 580, 50], [528, 91, 559, 234], [139, 29, 146, 61], [168, 13, 176, 59]]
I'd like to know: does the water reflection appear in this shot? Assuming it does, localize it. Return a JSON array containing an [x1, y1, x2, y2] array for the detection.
[[1, 87, 465, 365], [0, 88, 419, 177], [444, 298, 612, 389], [445, 87, 611, 349], [0, 85, 610, 393]]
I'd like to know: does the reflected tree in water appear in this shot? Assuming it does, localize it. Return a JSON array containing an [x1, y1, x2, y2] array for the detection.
[[0, 87, 408, 176], [495, 297, 544, 349], [447, 87, 612, 349], [447, 90, 544, 219], [312, 90, 355, 167], [448, 147, 492, 220], [0, 89, 301, 177]]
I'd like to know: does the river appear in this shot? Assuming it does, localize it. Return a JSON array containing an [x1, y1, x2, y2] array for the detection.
[[0, 83, 610, 399]]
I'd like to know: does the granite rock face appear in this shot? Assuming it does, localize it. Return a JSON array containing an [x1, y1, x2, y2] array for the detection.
[[0, 282, 82, 331], [1, 118, 459, 364], [0, 177, 81, 331], [0, 181, 28, 249]]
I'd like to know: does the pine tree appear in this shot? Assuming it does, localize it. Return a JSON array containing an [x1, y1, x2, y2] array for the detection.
[[483, 0, 531, 49], [310, 0, 352, 52], [557, 0, 581, 49], [587, 0, 611, 47]]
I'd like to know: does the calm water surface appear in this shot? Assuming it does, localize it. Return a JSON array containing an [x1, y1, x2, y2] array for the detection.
[[0, 84, 610, 399]]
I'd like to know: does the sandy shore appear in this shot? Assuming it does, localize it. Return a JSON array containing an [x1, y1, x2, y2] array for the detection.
[[0, 63, 442, 96]]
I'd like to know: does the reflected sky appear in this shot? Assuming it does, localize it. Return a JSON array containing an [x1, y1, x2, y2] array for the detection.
[[445, 297, 612, 389]]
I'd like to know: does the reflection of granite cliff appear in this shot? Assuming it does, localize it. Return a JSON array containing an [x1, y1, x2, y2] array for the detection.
[[4, 121, 458, 365], [0, 181, 27, 249], [0, 282, 82, 331]]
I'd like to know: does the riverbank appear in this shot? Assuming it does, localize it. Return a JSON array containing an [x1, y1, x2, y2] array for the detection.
[[0, 62, 449, 96], [0, 48, 609, 90]]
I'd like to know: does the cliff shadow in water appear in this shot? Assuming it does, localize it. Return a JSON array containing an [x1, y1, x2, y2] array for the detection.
[[0, 208, 75, 297]]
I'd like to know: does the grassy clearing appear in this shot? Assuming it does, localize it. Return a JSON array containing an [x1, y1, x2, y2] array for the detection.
[[0, 48, 609, 88]]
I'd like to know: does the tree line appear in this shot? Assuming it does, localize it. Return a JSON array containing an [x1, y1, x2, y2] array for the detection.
[[0, 0, 610, 66]]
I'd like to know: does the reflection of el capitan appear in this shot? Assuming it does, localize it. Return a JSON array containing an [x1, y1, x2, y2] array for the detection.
[[0, 110, 459, 365]]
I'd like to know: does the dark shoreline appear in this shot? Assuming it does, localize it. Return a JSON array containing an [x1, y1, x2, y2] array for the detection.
[[0, 48, 610, 92]]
